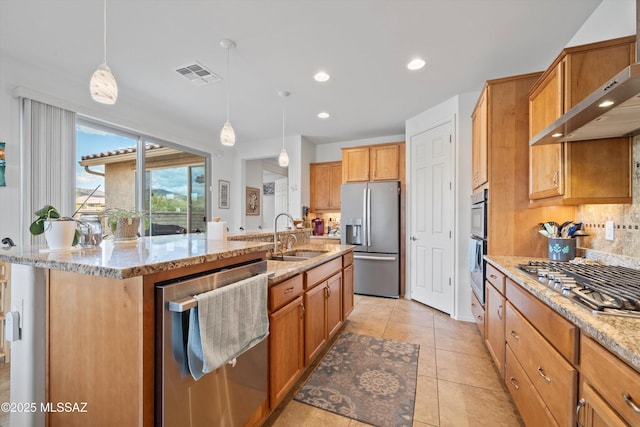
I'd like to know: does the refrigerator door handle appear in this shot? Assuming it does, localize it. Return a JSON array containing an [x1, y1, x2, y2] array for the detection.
[[354, 255, 397, 261], [367, 187, 371, 246], [362, 187, 368, 246]]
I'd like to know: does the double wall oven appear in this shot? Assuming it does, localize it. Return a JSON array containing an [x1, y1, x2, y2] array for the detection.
[[469, 189, 487, 305]]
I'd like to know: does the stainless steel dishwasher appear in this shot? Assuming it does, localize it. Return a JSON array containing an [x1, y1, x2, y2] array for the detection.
[[156, 260, 268, 427]]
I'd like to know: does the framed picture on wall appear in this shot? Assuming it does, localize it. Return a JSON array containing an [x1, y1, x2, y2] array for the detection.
[[218, 180, 230, 209], [246, 186, 260, 216]]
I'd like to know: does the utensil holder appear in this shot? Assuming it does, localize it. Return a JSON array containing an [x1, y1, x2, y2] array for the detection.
[[548, 237, 576, 262]]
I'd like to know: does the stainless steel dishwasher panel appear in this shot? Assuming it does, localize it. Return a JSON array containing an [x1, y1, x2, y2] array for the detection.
[[156, 260, 268, 427]]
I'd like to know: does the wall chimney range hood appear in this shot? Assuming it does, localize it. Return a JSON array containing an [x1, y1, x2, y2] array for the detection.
[[529, 63, 640, 146], [531, 0, 640, 146]]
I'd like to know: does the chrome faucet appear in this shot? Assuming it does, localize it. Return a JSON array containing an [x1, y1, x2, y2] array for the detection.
[[273, 212, 294, 254]]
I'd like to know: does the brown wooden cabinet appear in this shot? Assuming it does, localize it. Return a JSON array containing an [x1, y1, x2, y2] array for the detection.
[[326, 272, 343, 338], [268, 295, 304, 408], [470, 73, 575, 259], [342, 253, 354, 319], [580, 335, 640, 427], [268, 275, 305, 408], [303, 272, 343, 364], [471, 88, 488, 190], [485, 264, 506, 378], [529, 36, 634, 205], [310, 161, 342, 212], [342, 142, 404, 183]]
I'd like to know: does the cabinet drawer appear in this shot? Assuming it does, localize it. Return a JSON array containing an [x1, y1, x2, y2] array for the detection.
[[270, 275, 303, 312], [470, 291, 485, 339], [506, 278, 578, 363], [506, 303, 577, 426], [505, 345, 559, 427], [305, 257, 342, 289], [485, 263, 505, 294], [343, 252, 353, 267], [581, 335, 640, 426]]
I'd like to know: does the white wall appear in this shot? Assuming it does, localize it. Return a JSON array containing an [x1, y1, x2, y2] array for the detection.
[[314, 134, 405, 163], [567, 0, 635, 47], [405, 92, 479, 322]]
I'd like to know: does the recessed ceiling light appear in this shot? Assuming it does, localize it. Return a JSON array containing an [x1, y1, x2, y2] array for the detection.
[[314, 71, 330, 82], [317, 112, 330, 119], [407, 58, 426, 71], [599, 100, 614, 108]]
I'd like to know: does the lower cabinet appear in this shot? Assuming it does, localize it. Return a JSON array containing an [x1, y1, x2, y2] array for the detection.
[[304, 271, 343, 364], [579, 335, 640, 427], [485, 282, 505, 378], [505, 346, 559, 427], [342, 263, 354, 319], [268, 274, 305, 409], [269, 295, 304, 408], [579, 382, 627, 427], [470, 291, 485, 339], [505, 302, 577, 426]]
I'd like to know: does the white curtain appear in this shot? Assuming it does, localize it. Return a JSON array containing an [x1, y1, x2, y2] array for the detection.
[[21, 99, 76, 246]]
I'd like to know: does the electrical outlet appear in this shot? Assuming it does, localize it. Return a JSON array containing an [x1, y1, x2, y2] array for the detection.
[[605, 221, 615, 241]]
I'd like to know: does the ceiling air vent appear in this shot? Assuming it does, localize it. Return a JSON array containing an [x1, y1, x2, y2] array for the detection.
[[175, 62, 221, 86]]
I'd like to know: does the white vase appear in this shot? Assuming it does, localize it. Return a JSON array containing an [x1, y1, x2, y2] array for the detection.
[[44, 220, 76, 250]]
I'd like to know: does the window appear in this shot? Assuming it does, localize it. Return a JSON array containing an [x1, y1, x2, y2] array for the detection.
[[76, 119, 209, 236]]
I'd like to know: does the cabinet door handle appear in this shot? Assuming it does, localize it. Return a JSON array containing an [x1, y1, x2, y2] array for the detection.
[[284, 286, 294, 294], [476, 315, 483, 321], [575, 398, 586, 427], [622, 392, 640, 413], [508, 376, 519, 390], [537, 366, 552, 383], [552, 170, 559, 188], [497, 305, 503, 320], [325, 284, 331, 298], [489, 274, 497, 280], [510, 330, 520, 340], [300, 303, 305, 318]]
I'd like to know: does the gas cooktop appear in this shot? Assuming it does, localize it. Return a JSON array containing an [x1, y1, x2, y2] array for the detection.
[[518, 260, 640, 319]]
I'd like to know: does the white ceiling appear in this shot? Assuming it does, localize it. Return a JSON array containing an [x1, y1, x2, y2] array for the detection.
[[0, 0, 604, 146]]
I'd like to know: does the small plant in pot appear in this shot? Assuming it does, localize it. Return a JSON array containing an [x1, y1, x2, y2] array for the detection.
[[106, 208, 149, 241], [29, 205, 80, 250]]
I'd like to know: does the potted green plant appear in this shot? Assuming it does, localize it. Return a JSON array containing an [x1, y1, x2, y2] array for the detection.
[[106, 208, 150, 240], [29, 204, 79, 249]]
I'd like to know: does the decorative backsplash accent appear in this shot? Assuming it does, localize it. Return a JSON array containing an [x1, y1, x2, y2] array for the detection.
[[576, 136, 640, 259]]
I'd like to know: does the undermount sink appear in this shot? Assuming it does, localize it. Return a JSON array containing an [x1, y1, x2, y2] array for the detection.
[[269, 250, 329, 262]]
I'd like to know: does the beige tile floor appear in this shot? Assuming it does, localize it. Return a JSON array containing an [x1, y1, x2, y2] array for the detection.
[[271, 295, 523, 427]]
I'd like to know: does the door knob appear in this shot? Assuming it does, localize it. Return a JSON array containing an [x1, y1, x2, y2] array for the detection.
[[410, 236, 418, 241]]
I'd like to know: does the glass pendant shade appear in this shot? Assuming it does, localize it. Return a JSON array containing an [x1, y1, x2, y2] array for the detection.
[[278, 147, 289, 167], [90, 63, 118, 104], [220, 121, 236, 146]]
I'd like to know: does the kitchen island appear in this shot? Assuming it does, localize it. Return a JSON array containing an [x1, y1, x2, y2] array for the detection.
[[0, 233, 354, 427]]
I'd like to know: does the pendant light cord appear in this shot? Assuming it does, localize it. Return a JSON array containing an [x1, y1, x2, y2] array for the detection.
[[103, 0, 107, 64], [282, 99, 285, 149], [226, 47, 230, 122]]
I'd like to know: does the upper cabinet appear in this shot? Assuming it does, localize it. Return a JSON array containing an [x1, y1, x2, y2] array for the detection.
[[310, 161, 342, 212], [471, 88, 488, 191], [529, 36, 635, 205], [342, 142, 405, 183]]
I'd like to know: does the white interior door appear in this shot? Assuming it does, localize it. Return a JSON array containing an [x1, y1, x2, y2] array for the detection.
[[274, 178, 289, 228], [409, 121, 454, 314]]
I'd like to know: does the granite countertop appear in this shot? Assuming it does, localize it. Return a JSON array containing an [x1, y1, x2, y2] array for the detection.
[[266, 242, 354, 284], [0, 234, 271, 279], [486, 255, 640, 372]]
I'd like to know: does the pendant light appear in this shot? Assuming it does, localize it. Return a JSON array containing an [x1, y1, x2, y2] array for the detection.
[[90, 0, 118, 104], [278, 91, 290, 167], [220, 39, 237, 146]]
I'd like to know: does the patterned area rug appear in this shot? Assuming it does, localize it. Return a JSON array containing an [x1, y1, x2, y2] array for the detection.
[[294, 331, 419, 427]]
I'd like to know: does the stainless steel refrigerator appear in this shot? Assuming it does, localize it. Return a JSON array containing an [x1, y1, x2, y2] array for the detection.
[[341, 181, 400, 298]]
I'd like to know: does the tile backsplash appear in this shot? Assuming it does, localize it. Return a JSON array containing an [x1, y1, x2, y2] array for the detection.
[[576, 136, 640, 259]]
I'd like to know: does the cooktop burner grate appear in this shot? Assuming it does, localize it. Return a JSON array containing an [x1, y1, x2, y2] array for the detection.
[[519, 260, 640, 317]]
